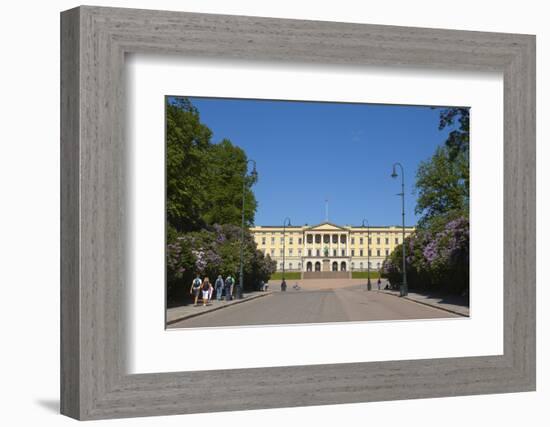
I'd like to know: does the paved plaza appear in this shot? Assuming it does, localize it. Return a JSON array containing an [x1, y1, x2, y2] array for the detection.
[[167, 278, 465, 329]]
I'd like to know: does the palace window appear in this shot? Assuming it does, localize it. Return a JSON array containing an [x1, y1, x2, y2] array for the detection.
[[280, 237, 284, 244], [270, 249, 274, 256], [289, 237, 293, 244], [351, 249, 355, 256], [298, 238, 302, 245], [385, 249, 389, 256], [368, 249, 372, 256], [280, 249, 284, 256], [385, 238, 389, 245], [377, 249, 380, 256], [340, 235, 346, 244], [359, 237, 363, 245], [289, 262, 293, 270], [324, 234, 330, 244], [368, 237, 372, 244], [360, 249, 363, 256], [333, 249, 337, 256], [316, 249, 320, 256], [307, 235, 313, 244], [341, 249, 345, 256], [308, 249, 312, 256], [395, 237, 399, 244], [351, 237, 355, 244], [271, 237, 275, 244], [377, 237, 381, 244], [261, 237, 266, 245], [298, 249, 302, 256], [289, 249, 293, 255], [315, 234, 321, 244]]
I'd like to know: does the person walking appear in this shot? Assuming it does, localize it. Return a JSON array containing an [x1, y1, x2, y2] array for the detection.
[[377, 277, 381, 291], [281, 279, 287, 292], [201, 277, 211, 306], [225, 275, 234, 301], [215, 275, 224, 300], [207, 276, 214, 301], [190, 274, 202, 306]]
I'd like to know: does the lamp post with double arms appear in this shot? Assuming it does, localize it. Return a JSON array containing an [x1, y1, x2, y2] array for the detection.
[[237, 159, 257, 300], [391, 162, 408, 297], [362, 219, 371, 291], [282, 217, 291, 282]]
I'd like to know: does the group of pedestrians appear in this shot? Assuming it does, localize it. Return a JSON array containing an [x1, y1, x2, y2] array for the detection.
[[189, 274, 236, 306]]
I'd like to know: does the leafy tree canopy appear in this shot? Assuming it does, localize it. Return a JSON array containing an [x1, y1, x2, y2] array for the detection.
[[438, 107, 470, 160], [166, 98, 257, 232], [415, 108, 470, 230]]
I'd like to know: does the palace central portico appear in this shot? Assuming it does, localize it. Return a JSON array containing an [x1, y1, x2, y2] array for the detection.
[[250, 222, 415, 278]]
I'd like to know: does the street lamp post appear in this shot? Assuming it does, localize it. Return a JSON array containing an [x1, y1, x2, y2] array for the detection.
[[238, 159, 257, 300], [362, 219, 371, 291], [282, 217, 291, 282], [391, 162, 408, 296]]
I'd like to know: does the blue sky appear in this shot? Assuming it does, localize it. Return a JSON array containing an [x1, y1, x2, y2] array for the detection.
[[179, 97, 458, 227]]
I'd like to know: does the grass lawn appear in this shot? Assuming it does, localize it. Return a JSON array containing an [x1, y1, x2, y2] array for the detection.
[[269, 272, 302, 281], [351, 271, 382, 279]]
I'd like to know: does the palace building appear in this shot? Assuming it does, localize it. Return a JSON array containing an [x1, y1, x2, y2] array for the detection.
[[250, 222, 415, 278]]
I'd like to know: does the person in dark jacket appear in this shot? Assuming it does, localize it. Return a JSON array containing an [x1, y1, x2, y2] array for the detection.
[[224, 275, 234, 301], [215, 275, 224, 300]]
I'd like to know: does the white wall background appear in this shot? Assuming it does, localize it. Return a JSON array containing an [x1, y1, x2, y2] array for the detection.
[[0, 0, 546, 425]]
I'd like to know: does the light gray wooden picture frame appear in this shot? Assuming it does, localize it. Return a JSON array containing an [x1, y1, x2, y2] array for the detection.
[[60, 5, 536, 421]]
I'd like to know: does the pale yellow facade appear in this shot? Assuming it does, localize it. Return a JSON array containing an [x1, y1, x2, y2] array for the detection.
[[250, 222, 415, 273]]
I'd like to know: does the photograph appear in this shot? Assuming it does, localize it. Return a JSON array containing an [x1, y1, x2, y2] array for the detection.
[[165, 96, 470, 328]]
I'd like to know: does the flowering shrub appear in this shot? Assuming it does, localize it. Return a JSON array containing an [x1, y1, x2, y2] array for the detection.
[[166, 224, 276, 302], [383, 216, 469, 294]]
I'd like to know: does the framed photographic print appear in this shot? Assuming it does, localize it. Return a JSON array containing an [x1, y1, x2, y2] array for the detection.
[[61, 5, 536, 420]]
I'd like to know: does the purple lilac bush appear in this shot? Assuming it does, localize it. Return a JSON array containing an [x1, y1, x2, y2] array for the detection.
[[383, 216, 469, 293], [166, 223, 276, 300]]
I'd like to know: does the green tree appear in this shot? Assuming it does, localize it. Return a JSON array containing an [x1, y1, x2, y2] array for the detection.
[[203, 139, 257, 227], [166, 99, 212, 232], [166, 98, 258, 232], [415, 146, 469, 229], [415, 108, 470, 229], [438, 107, 470, 160]]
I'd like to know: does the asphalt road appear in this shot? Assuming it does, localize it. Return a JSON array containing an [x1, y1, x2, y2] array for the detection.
[[169, 282, 458, 328]]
